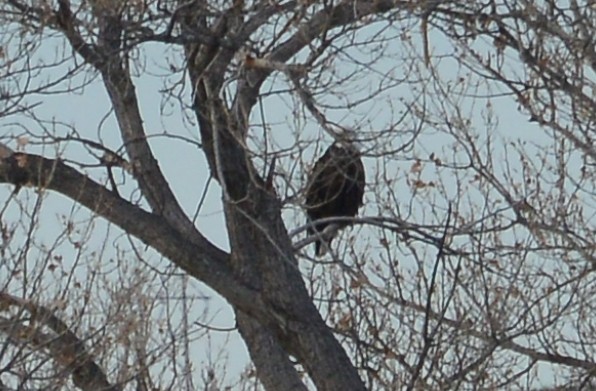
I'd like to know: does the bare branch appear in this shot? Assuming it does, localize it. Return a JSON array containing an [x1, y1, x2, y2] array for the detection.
[[0, 293, 120, 391], [234, 0, 405, 122], [0, 153, 277, 325]]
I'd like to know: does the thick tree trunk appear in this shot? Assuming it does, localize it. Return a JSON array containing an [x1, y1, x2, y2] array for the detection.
[[223, 184, 366, 390], [236, 312, 307, 391], [189, 76, 366, 387]]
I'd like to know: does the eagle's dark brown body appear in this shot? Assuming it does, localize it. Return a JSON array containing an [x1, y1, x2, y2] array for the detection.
[[305, 143, 365, 255]]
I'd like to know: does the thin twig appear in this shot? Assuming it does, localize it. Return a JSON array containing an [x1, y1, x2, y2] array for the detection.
[[406, 203, 452, 390]]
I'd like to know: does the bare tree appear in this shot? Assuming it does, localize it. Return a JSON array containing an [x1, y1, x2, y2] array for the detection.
[[0, 1, 594, 390]]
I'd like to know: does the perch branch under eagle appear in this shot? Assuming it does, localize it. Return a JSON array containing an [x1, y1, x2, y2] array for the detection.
[[304, 129, 365, 256]]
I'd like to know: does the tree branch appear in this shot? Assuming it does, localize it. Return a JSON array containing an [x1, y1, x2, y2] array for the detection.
[[234, 0, 404, 123], [375, 289, 596, 373], [45, 1, 200, 235], [0, 153, 279, 326], [54, 0, 105, 67], [0, 293, 119, 391]]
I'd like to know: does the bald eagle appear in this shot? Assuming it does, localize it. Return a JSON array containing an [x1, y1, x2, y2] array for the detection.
[[305, 132, 365, 255]]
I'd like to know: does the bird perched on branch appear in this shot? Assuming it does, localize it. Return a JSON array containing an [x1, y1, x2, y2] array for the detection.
[[304, 128, 365, 256]]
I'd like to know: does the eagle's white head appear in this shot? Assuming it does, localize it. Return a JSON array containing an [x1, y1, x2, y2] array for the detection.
[[333, 126, 362, 152]]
